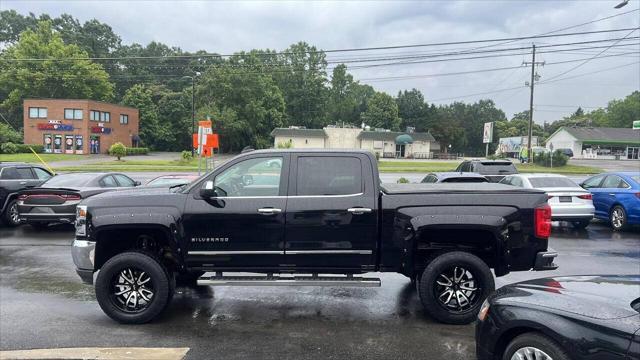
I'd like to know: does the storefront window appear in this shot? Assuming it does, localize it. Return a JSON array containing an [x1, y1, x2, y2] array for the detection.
[[53, 135, 62, 153], [75, 135, 83, 154], [65, 135, 74, 154], [43, 134, 52, 153]]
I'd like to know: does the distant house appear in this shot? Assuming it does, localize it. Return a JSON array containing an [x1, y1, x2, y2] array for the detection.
[[545, 126, 640, 160], [271, 125, 439, 159]]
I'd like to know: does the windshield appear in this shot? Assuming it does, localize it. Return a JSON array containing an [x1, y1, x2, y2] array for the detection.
[[529, 177, 578, 188], [477, 162, 517, 175], [43, 174, 96, 187], [148, 177, 193, 187]]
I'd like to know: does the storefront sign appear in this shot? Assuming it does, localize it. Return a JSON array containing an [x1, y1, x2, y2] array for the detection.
[[38, 123, 73, 131], [633, 120, 640, 130], [91, 126, 112, 134]]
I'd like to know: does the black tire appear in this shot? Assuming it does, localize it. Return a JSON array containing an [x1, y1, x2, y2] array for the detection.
[[502, 333, 569, 360], [95, 251, 171, 324], [175, 270, 205, 287], [418, 251, 495, 325], [2, 199, 21, 227], [610, 205, 628, 231], [571, 219, 590, 229]]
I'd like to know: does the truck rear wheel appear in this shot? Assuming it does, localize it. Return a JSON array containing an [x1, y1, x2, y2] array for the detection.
[[418, 251, 494, 325], [95, 251, 171, 324]]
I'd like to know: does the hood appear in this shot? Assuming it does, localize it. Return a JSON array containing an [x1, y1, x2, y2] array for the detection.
[[497, 275, 640, 320]]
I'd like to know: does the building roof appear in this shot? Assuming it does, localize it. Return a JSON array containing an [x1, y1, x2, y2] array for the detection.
[[551, 126, 640, 145], [24, 98, 139, 111], [270, 128, 327, 138], [357, 131, 436, 142]]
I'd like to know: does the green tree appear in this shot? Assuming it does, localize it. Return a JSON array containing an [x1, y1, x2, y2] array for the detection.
[[0, 123, 22, 143], [122, 84, 165, 150], [360, 92, 401, 130], [396, 89, 429, 131], [328, 64, 359, 125], [274, 42, 329, 128], [0, 21, 114, 129], [602, 91, 640, 128]]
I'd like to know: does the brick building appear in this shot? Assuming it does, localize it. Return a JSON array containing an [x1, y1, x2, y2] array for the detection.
[[23, 99, 139, 155]]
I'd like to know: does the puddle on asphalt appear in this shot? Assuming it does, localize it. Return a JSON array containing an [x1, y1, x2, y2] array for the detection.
[[0, 247, 95, 301]]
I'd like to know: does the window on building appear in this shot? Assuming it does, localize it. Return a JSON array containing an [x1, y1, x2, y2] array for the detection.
[[90, 110, 100, 121], [101, 112, 110, 122], [64, 108, 83, 120], [120, 114, 129, 124], [29, 107, 47, 118], [296, 156, 362, 195]]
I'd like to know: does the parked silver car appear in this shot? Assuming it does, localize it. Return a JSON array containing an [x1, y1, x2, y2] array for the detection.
[[500, 173, 594, 229]]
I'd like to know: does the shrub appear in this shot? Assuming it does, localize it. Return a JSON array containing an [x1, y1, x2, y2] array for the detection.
[[181, 150, 193, 162], [0, 143, 44, 154], [125, 147, 149, 155], [397, 177, 410, 184], [276, 140, 293, 149], [108, 142, 127, 160], [1, 142, 18, 154], [533, 150, 568, 167]]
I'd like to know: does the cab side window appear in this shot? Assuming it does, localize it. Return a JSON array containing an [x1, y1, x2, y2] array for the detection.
[[582, 175, 605, 189], [32, 167, 52, 180], [114, 174, 135, 187], [296, 156, 362, 196], [213, 157, 283, 197], [100, 175, 118, 187], [421, 175, 437, 183], [601, 175, 628, 189], [511, 177, 523, 187]]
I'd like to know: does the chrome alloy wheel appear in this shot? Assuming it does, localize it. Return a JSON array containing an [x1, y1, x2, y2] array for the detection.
[[611, 208, 624, 229], [511, 346, 554, 360], [434, 266, 479, 312], [110, 268, 154, 313], [9, 202, 20, 225]]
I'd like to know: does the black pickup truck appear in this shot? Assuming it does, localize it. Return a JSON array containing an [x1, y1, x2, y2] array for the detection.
[[72, 149, 557, 325]]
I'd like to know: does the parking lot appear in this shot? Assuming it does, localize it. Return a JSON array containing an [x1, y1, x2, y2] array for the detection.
[[1, 221, 638, 360]]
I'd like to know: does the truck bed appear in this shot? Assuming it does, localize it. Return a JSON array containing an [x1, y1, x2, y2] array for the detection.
[[381, 182, 544, 195]]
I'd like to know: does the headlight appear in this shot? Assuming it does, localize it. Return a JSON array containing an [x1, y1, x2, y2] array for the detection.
[[75, 205, 87, 236], [478, 299, 490, 321]]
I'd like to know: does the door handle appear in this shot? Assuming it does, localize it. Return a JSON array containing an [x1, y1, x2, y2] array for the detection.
[[347, 207, 372, 215], [19, 181, 27, 185], [257, 208, 282, 215], [608, 193, 616, 196]]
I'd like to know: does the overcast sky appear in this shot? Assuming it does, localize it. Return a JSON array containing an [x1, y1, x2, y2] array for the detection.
[[3, 0, 640, 124]]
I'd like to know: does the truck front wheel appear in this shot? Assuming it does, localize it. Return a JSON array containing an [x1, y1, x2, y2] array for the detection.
[[95, 251, 171, 324], [418, 251, 494, 325]]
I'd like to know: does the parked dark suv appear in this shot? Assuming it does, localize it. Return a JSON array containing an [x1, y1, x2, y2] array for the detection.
[[454, 160, 518, 183], [0, 162, 53, 226]]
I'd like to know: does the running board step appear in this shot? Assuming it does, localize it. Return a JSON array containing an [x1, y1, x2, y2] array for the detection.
[[197, 274, 381, 287]]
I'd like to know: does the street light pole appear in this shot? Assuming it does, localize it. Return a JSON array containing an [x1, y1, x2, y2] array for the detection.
[[523, 45, 544, 163]]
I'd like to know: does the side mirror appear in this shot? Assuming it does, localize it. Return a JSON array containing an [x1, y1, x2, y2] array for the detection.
[[134, 181, 141, 186], [199, 180, 217, 198]]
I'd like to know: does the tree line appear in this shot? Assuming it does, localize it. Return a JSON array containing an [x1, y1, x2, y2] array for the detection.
[[1, 11, 637, 154]]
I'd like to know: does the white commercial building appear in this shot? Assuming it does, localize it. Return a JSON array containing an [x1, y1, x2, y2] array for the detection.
[[271, 126, 439, 159], [545, 126, 639, 160]]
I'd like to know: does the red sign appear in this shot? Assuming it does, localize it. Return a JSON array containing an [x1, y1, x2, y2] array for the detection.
[[205, 134, 219, 148], [37, 123, 73, 131], [91, 126, 112, 134]]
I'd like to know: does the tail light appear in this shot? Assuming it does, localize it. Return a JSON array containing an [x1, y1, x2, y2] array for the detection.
[[635, 192, 640, 200], [578, 194, 592, 200], [18, 194, 28, 200], [535, 204, 552, 238]]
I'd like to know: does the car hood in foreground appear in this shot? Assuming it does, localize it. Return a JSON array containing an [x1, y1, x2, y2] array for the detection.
[[497, 275, 640, 320]]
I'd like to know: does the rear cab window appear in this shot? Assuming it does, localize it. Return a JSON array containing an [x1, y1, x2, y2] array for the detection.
[[476, 161, 517, 175], [296, 156, 362, 195], [529, 177, 577, 188]]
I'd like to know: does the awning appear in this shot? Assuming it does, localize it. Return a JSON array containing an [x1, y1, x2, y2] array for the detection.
[[395, 134, 414, 145]]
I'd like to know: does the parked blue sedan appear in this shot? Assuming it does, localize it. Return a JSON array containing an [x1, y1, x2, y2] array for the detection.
[[580, 171, 640, 230]]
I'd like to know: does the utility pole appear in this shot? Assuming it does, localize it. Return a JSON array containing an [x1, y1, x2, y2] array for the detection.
[[523, 44, 544, 163]]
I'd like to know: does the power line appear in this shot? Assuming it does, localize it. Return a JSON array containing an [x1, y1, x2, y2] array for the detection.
[[542, 28, 639, 83], [1, 27, 638, 62], [539, 60, 640, 84]]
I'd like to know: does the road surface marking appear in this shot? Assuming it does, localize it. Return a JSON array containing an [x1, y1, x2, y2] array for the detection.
[[0, 347, 189, 360]]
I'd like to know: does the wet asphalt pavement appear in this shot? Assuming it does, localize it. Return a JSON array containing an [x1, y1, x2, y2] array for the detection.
[[1, 222, 639, 360]]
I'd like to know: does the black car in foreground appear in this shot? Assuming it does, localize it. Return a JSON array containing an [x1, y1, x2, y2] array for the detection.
[[17, 172, 139, 229], [476, 275, 640, 360]]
